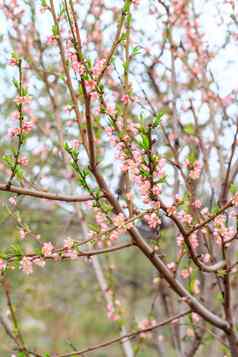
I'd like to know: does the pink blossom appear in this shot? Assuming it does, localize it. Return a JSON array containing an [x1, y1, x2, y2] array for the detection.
[[167, 205, 176, 216], [85, 79, 97, 92], [19, 229, 26, 240], [222, 95, 233, 107], [110, 231, 120, 241], [8, 57, 18, 66], [92, 58, 106, 77], [46, 35, 57, 45], [42, 242, 54, 257], [9, 196, 17, 206], [64, 237, 74, 249], [106, 105, 116, 116], [152, 185, 161, 196], [107, 303, 119, 321], [70, 139, 80, 150], [190, 233, 199, 250], [192, 313, 200, 322], [14, 96, 32, 105], [0, 259, 6, 271], [72, 61, 85, 75], [89, 91, 98, 100], [8, 127, 20, 137], [193, 199, 202, 208], [167, 262, 176, 272], [233, 194, 238, 207], [113, 213, 125, 228], [121, 94, 130, 105], [20, 257, 33, 274], [11, 111, 20, 120], [18, 156, 28, 166], [176, 235, 184, 247], [203, 253, 211, 263], [189, 161, 202, 180], [201, 207, 209, 216], [33, 258, 46, 268], [180, 267, 192, 279], [22, 121, 33, 133], [144, 212, 161, 229], [63, 250, 78, 260], [138, 319, 157, 337]]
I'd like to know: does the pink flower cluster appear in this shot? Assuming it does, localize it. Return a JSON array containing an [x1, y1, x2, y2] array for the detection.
[[107, 301, 120, 321], [189, 161, 202, 180], [213, 215, 235, 244], [92, 58, 106, 77], [95, 210, 132, 242], [176, 210, 193, 225], [42, 242, 55, 257], [0, 259, 6, 271], [20, 256, 46, 274], [62, 237, 78, 260], [18, 155, 28, 166], [144, 212, 161, 229], [185, 160, 202, 180], [233, 194, 238, 207], [180, 267, 193, 279], [138, 319, 157, 338], [14, 95, 32, 105], [8, 120, 33, 138], [9, 196, 17, 206], [46, 35, 57, 46], [20, 257, 33, 274]]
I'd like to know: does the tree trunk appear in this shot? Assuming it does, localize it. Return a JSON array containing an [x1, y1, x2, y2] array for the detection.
[[227, 331, 238, 357]]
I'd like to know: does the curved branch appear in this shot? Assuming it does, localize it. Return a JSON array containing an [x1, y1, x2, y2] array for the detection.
[[55, 309, 191, 357], [0, 183, 93, 203]]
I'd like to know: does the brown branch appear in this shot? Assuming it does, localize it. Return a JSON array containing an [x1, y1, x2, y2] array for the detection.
[[7, 243, 134, 265], [187, 198, 234, 236], [55, 309, 191, 357], [220, 121, 238, 205], [1, 279, 30, 357], [160, 201, 226, 272], [0, 183, 93, 203], [96, 2, 128, 84]]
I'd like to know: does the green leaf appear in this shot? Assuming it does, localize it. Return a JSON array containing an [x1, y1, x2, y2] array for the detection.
[[131, 46, 141, 57], [51, 24, 59, 37], [12, 79, 20, 91], [21, 87, 28, 96], [2, 155, 14, 169], [88, 223, 100, 233], [137, 134, 150, 150], [153, 111, 165, 128], [41, 0, 48, 6], [123, 61, 129, 72], [229, 183, 238, 194], [187, 150, 197, 165], [71, 149, 79, 161], [15, 165, 24, 180], [140, 168, 150, 177], [70, 161, 78, 172], [7, 243, 23, 257], [217, 269, 226, 278], [17, 352, 26, 357], [119, 32, 128, 43], [184, 123, 195, 135], [123, 0, 130, 13], [64, 142, 70, 152], [211, 204, 220, 214]]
